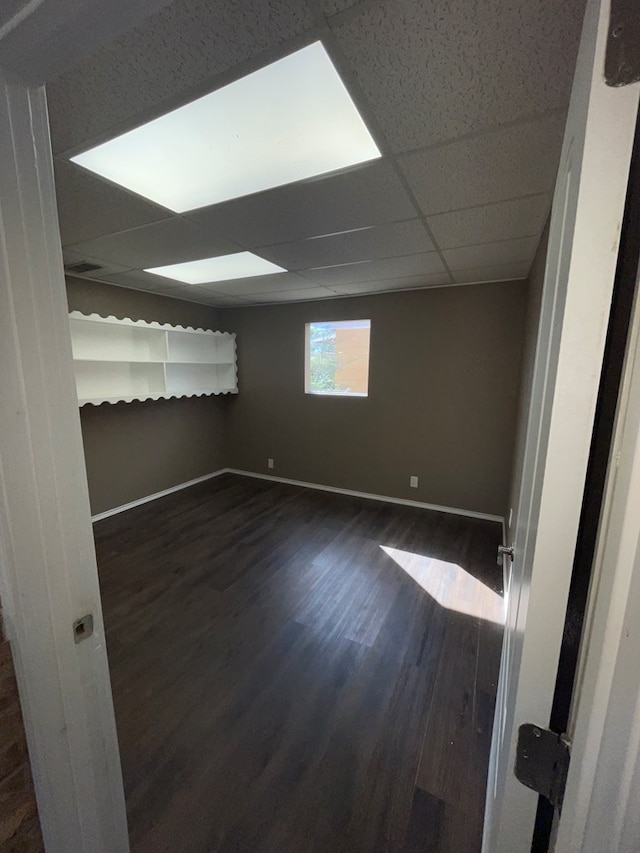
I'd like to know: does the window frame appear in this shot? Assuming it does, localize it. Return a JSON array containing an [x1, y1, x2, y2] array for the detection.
[[304, 318, 371, 398]]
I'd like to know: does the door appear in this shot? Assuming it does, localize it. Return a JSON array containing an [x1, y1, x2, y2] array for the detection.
[[557, 245, 640, 851], [483, 0, 640, 850], [0, 18, 131, 853]]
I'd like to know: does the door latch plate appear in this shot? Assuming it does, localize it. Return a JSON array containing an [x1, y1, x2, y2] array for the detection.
[[497, 544, 514, 567], [515, 724, 571, 810], [73, 614, 94, 644]]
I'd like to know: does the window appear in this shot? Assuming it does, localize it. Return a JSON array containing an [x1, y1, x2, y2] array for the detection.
[[305, 320, 371, 396]]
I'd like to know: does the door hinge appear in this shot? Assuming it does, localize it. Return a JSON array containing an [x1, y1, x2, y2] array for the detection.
[[606, 0, 640, 86], [514, 724, 571, 810]]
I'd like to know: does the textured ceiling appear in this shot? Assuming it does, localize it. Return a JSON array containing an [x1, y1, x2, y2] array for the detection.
[[48, 0, 586, 307], [0, 0, 173, 84]]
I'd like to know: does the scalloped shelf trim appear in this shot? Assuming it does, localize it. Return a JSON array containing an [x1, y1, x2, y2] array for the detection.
[[69, 310, 235, 337], [79, 388, 238, 407], [70, 311, 238, 406]]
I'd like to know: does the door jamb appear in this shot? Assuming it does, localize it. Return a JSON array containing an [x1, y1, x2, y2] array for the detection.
[[555, 253, 640, 853], [0, 76, 129, 851]]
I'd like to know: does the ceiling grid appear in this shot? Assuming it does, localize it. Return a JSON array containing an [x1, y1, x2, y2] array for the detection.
[[48, 0, 586, 306]]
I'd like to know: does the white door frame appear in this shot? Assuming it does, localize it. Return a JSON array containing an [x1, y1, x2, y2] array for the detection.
[[556, 270, 640, 851], [484, 0, 640, 849], [2, 2, 640, 852], [0, 77, 129, 850]]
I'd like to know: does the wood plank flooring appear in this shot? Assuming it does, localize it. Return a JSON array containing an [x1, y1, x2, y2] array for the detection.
[[93, 474, 504, 852]]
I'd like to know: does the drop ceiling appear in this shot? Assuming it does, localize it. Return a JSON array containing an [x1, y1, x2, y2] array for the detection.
[[48, 0, 586, 307]]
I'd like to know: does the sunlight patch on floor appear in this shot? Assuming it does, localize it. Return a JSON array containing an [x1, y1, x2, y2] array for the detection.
[[380, 546, 505, 625]]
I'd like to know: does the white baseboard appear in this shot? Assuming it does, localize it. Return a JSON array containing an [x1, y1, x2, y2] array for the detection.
[[92, 467, 505, 526], [226, 468, 504, 524], [91, 469, 228, 522]]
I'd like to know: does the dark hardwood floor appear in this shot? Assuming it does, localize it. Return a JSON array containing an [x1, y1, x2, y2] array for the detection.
[[93, 474, 504, 852]]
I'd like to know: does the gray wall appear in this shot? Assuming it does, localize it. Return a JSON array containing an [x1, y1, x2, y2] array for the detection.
[[506, 222, 550, 538], [68, 278, 529, 519], [66, 277, 228, 515], [221, 281, 527, 518]]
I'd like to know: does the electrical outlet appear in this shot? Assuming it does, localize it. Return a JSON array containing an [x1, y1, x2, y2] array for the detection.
[[268, 458, 274, 469], [410, 475, 418, 488]]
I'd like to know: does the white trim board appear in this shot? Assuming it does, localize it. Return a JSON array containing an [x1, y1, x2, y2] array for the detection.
[[92, 467, 504, 524], [227, 469, 504, 523], [91, 469, 227, 522], [0, 79, 128, 851]]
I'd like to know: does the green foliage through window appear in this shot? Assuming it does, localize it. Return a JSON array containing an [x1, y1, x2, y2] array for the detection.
[[305, 320, 371, 396]]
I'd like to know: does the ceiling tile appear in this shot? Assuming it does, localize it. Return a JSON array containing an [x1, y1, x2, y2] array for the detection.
[[0, 0, 39, 31], [167, 291, 239, 307], [47, 0, 573, 309], [47, 0, 316, 154], [443, 236, 538, 271], [187, 160, 417, 247], [55, 160, 169, 245], [194, 272, 311, 296], [399, 114, 565, 215], [452, 261, 530, 284], [92, 274, 194, 300], [69, 218, 241, 268], [242, 286, 338, 303], [300, 251, 447, 285], [196, 293, 251, 306], [164, 290, 231, 307], [258, 219, 433, 269], [62, 248, 133, 277], [318, 0, 360, 15], [0, 0, 173, 85], [331, 0, 583, 152], [326, 273, 452, 295], [97, 268, 182, 290], [154, 282, 212, 300], [427, 194, 550, 249]]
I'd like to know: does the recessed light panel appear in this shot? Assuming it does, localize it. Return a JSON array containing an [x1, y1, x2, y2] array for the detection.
[[70, 42, 381, 213], [145, 252, 286, 284]]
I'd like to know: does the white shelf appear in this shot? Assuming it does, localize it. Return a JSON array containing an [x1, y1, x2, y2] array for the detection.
[[165, 362, 236, 394], [70, 316, 167, 362], [69, 312, 237, 406], [166, 328, 234, 364]]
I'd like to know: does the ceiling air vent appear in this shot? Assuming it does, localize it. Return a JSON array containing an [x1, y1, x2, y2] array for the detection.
[[64, 261, 103, 274]]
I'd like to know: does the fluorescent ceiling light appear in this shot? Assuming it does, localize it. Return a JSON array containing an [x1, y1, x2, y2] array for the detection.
[[70, 41, 381, 213], [145, 252, 286, 284]]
